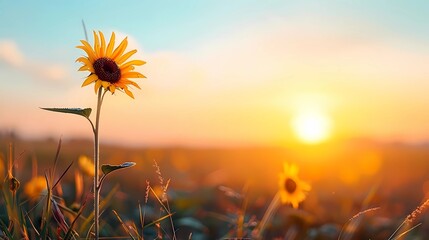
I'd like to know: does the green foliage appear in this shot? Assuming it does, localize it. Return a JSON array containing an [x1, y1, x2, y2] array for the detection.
[[40, 108, 92, 118], [101, 162, 136, 175]]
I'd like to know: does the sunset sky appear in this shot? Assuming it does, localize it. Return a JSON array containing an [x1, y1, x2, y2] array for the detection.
[[1, 1, 429, 147]]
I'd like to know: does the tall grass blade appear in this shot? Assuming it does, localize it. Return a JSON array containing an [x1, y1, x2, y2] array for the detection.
[[392, 223, 422, 240], [64, 192, 91, 240], [0, 218, 14, 239], [51, 138, 62, 183], [25, 211, 40, 238], [143, 213, 174, 229], [112, 210, 136, 240], [79, 184, 120, 234], [40, 174, 52, 240], [52, 160, 74, 190]]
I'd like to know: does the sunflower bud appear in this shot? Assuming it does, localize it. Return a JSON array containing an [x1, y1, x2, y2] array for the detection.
[[9, 176, 20, 193]]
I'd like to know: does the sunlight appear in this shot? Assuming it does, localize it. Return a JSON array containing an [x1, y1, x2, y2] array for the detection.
[[291, 110, 332, 144]]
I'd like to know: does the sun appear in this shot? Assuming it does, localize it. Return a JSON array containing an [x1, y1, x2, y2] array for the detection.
[[291, 110, 332, 144]]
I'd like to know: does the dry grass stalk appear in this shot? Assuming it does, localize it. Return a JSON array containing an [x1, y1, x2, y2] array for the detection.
[[349, 207, 381, 222], [406, 199, 429, 224], [338, 207, 380, 240]]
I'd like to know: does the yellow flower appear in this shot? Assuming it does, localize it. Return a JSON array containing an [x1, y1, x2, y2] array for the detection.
[[78, 155, 95, 177], [24, 176, 47, 200], [278, 162, 311, 208], [76, 31, 146, 98]]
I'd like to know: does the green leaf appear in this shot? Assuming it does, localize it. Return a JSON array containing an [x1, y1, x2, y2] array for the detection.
[[41, 108, 92, 118], [102, 162, 136, 175]]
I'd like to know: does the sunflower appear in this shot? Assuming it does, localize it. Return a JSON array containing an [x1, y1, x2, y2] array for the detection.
[[78, 155, 95, 177], [76, 31, 146, 98], [24, 176, 47, 200], [278, 162, 311, 208]]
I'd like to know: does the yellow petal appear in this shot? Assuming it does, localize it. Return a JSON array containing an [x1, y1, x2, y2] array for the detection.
[[109, 85, 116, 93], [99, 31, 106, 57], [93, 31, 100, 58], [94, 80, 102, 93], [78, 40, 93, 53], [120, 65, 135, 74], [291, 201, 299, 209], [111, 37, 128, 61], [123, 86, 134, 99], [77, 42, 96, 63], [101, 81, 110, 89], [81, 74, 98, 87], [78, 65, 94, 72], [106, 32, 116, 57], [121, 60, 146, 70], [75, 56, 89, 63], [116, 49, 137, 65], [121, 71, 146, 78], [123, 79, 141, 89]]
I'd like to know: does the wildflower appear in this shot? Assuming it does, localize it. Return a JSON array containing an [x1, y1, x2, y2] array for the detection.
[[24, 176, 47, 199], [278, 162, 311, 208], [76, 31, 146, 98], [78, 155, 95, 177]]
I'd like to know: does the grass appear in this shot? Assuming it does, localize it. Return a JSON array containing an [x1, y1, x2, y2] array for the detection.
[[0, 136, 429, 239], [0, 140, 179, 239]]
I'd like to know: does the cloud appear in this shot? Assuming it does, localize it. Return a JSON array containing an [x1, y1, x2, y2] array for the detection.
[[0, 40, 24, 67], [30, 63, 68, 82], [0, 39, 69, 82]]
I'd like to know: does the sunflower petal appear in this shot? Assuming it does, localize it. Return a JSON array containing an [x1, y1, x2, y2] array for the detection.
[[120, 60, 146, 70], [94, 80, 102, 93], [106, 32, 116, 57], [301, 181, 311, 191], [81, 74, 98, 87], [121, 71, 146, 79], [99, 31, 106, 57], [75, 56, 89, 63], [109, 85, 116, 93], [116, 49, 137, 65], [120, 65, 135, 74], [101, 81, 110, 89], [123, 79, 141, 89], [291, 201, 299, 209], [123, 86, 134, 99], [111, 37, 128, 61], [78, 65, 94, 72], [93, 31, 100, 58], [77, 43, 96, 63]]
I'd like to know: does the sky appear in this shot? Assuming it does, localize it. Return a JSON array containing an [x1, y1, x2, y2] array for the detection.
[[1, 1, 429, 147]]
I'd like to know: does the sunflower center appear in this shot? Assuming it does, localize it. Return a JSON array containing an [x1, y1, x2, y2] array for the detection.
[[285, 178, 297, 194], [93, 57, 121, 83]]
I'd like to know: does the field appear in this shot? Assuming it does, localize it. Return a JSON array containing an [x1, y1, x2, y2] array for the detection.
[[1, 134, 428, 239]]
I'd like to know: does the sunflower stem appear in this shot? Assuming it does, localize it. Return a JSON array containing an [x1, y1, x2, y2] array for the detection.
[[93, 88, 107, 239]]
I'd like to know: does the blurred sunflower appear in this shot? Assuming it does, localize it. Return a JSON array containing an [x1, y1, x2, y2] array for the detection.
[[78, 155, 95, 177], [24, 176, 47, 200], [278, 162, 311, 208], [76, 31, 146, 98]]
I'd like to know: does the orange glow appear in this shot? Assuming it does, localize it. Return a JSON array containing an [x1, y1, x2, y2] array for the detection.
[[291, 110, 332, 144]]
